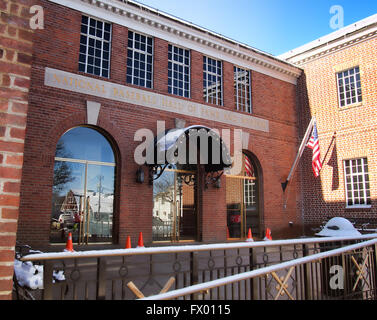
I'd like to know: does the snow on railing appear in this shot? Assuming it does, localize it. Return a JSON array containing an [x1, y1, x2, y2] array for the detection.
[[141, 237, 377, 300], [21, 233, 377, 262], [18, 233, 377, 300]]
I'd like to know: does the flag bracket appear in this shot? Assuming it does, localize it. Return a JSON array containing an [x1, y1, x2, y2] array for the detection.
[[281, 116, 317, 192]]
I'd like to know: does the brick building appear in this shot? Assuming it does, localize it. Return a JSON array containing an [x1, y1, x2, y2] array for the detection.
[[279, 13, 377, 233], [1, 0, 375, 300], [11, 0, 302, 255]]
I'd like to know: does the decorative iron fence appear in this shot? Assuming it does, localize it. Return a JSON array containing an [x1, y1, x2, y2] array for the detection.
[[18, 234, 377, 300]]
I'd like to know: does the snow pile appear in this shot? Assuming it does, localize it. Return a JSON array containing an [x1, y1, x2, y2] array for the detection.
[[316, 217, 361, 237], [14, 259, 65, 290]]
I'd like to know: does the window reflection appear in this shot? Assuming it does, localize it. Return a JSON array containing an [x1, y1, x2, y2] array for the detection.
[[152, 165, 196, 242], [226, 154, 259, 239], [50, 127, 116, 244], [56, 126, 115, 163]]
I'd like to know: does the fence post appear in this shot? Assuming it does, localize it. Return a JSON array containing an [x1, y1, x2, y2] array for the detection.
[[374, 244, 377, 299], [190, 251, 199, 300], [96, 257, 107, 300], [249, 247, 258, 299], [302, 244, 312, 300], [341, 242, 348, 299], [43, 261, 54, 300]]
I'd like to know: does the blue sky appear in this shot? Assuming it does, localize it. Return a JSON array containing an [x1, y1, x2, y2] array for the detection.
[[133, 0, 377, 56]]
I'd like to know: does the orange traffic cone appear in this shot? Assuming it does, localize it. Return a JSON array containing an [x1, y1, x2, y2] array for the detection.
[[125, 235, 131, 249], [137, 232, 144, 248], [264, 228, 272, 241], [246, 228, 254, 242], [64, 232, 74, 252], [226, 227, 230, 239]]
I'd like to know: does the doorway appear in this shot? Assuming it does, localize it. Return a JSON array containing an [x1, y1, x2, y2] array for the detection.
[[152, 165, 197, 242], [226, 152, 261, 239]]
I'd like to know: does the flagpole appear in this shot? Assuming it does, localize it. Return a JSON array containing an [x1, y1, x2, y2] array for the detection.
[[282, 116, 316, 192]]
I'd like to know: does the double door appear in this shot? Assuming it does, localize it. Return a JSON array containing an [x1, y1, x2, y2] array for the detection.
[[152, 167, 197, 242], [226, 155, 260, 239]]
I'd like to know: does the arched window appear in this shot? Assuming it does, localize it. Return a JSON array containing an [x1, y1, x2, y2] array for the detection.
[[50, 126, 116, 244]]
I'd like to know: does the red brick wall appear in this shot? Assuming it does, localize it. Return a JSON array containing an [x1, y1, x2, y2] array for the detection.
[[297, 36, 377, 233], [16, 1, 301, 251], [0, 0, 34, 300]]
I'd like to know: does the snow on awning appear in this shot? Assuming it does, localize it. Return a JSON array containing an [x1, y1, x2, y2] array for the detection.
[[151, 125, 232, 173]]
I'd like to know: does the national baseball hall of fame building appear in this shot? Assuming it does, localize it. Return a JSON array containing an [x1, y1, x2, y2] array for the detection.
[[1, 0, 376, 256]]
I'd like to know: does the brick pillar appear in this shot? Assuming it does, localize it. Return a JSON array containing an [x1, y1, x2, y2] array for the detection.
[[153, 37, 168, 94], [0, 0, 34, 300]]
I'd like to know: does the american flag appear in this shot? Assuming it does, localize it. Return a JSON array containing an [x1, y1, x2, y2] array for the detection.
[[306, 122, 322, 177], [244, 155, 254, 177]]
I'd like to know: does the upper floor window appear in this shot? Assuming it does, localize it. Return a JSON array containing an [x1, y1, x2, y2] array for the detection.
[[168, 45, 190, 98], [203, 56, 223, 105], [234, 66, 252, 113], [336, 66, 362, 107], [79, 16, 111, 78], [126, 31, 153, 88], [344, 158, 371, 207]]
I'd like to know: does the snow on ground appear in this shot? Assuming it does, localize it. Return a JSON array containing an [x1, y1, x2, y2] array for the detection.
[[14, 259, 65, 289]]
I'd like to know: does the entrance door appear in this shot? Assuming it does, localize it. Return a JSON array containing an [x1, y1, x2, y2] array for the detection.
[[152, 166, 196, 242], [226, 153, 260, 239]]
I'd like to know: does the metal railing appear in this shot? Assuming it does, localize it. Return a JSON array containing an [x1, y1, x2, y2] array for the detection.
[[20, 234, 377, 300]]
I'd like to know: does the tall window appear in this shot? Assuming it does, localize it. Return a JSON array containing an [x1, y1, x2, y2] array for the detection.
[[344, 158, 371, 207], [152, 165, 196, 242], [234, 66, 252, 113], [79, 16, 111, 78], [126, 31, 153, 88], [226, 153, 260, 239], [168, 45, 190, 98], [336, 66, 362, 107], [203, 56, 223, 105], [244, 178, 256, 206], [51, 127, 116, 244]]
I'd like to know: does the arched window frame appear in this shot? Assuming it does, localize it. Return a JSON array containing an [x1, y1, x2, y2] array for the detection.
[[50, 126, 117, 244]]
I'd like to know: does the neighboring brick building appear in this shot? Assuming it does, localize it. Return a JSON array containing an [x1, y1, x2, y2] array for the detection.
[[279, 13, 377, 233]]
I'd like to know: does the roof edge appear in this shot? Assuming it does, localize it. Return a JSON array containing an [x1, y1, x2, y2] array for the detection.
[[278, 13, 377, 64]]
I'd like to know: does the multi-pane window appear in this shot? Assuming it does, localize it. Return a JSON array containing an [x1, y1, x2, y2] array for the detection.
[[244, 179, 256, 206], [344, 158, 371, 207], [168, 45, 190, 98], [126, 31, 153, 88], [336, 66, 362, 107], [79, 16, 111, 78], [234, 67, 252, 113], [203, 56, 223, 105]]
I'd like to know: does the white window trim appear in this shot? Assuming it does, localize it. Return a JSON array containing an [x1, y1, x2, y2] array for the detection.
[[234, 66, 252, 113], [203, 56, 223, 106], [343, 158, 371, 208], [79, 15, 112, 79], [168, 44, 190, 98], [127, 29, 154, 89], [336, 66, 362, 108]]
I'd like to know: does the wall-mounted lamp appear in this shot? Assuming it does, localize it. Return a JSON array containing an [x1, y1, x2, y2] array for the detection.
[[214, 177, 221, 188], [136, 167, 144, 183]]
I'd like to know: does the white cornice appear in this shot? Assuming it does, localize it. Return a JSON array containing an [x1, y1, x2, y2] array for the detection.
[[47, 0, 301, 84], [279, 13, 377, 65]]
